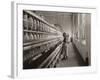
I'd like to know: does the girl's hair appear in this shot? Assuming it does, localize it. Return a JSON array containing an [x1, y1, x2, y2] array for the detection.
[[63, 32, 69, 37]]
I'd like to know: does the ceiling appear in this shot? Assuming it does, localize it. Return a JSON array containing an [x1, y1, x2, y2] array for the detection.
[[32, 11, 73, 33]]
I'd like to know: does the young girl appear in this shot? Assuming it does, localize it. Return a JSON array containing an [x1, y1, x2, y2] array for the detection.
[[62, 32, 69, 60]]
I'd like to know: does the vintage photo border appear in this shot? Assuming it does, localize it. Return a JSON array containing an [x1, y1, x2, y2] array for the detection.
[[11, 1, 97, 78]]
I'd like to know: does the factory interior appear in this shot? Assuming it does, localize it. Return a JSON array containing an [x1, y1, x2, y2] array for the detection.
[[23, 10, 91, 69]]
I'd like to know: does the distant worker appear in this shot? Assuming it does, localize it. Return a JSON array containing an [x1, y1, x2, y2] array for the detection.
[[62, 32, 70, 60]]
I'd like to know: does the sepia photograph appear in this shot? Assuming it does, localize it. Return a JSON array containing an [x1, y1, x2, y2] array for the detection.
[[23, 10, 91, 69]]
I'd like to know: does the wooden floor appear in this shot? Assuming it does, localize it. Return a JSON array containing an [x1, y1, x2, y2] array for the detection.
[[56, 43, 85, 67]]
